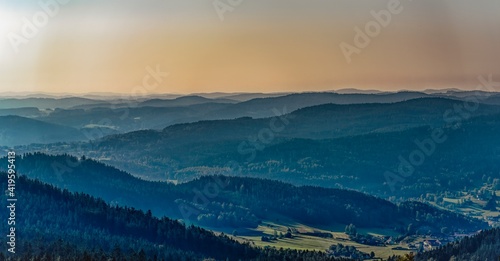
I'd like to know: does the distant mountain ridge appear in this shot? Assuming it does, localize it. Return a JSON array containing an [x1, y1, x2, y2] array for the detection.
[[137, 95, 237, 107], [0, 97, 103, 109], [0, 107, 44, 117], [93, 97, 500, 150], [16, 98, 500, 200], [2, 92, 500, 146], [0, 115, 85, 146]]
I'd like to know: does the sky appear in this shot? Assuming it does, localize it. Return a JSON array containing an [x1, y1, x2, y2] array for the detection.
[[0, 0, 499, 94]]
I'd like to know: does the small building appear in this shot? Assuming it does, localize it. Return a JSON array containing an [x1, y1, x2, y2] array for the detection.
[[423, 239, 441, 250]]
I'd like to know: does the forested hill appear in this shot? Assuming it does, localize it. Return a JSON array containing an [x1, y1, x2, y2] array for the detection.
[[0, 174, 343, 261], [1, 153, 487, 235], [100, 98, 500, 147], [23, 98, 500, 198], [414, 228, 500, 261], [0, 115, 85, 147]]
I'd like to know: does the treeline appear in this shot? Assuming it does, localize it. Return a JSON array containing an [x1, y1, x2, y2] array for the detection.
[[0, 174, 347, 261], [415, 228, 500, 261], [0, 153, 486, 234], [182, 176, 486, 234]]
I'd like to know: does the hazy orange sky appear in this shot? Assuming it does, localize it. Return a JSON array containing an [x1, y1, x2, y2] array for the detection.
[[1, 0, 499, 94]]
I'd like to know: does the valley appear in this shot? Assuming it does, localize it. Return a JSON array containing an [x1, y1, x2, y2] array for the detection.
[[3, 0, 500, 258], [1, 92, 500, 260]]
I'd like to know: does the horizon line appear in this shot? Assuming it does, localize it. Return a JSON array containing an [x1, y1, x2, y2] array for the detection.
[[0, 87, 490, 98]]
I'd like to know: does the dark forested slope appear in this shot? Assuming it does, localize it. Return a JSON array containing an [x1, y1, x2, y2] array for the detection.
[[414, 228, 500, 261], [0, 174, 342, 261], [1, 153, 487, 235]]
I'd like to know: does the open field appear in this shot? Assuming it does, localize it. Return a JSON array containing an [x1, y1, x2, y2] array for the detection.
[[216, 220, 414, 259], [214, 191, 500, 260], [429, 189, 500, 227]]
